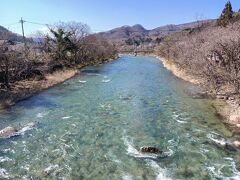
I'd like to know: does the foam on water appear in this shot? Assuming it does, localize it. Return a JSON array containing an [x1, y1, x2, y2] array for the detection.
[[203, 138, 240, 180], [36, 113, 44, 118], [207, 133, 226, 146], [107, 152, 122, 164], [123, 137, 138, 155], [36, 112, 48, 118], [43, 164, 59, 175], [16, 123, 35, 136], [1, 148, 15, 154], [0, 168, 9, 179], [79, 80, 87, 83], [62, 116, 72, 120], [176, 119, 187, 124], [172, 112, 188, 124], [122, 174, 133, 180], [0, 157, 12, 163], [102, 79, 111, 83], [206, 162, 240, 180], [86, 73, 100, 76], [147, 161, 171, 180]]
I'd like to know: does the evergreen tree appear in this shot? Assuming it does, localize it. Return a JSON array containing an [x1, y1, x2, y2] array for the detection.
[[50, 28, 77, 63], [217, 1, 234, 27]]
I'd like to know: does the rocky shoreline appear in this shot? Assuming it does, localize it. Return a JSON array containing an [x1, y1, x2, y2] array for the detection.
[[155, 55, 240, 133]]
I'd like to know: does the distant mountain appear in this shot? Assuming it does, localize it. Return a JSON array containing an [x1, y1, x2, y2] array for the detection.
[[0, 25, 10, 33], [0, 25, 15, 40], [0, 25, 25, 42], [97, 24, 148, 41], [96, 20, 216, 43]]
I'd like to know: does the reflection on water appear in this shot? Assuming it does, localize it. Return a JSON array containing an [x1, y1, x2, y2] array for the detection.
[[0, 55, 239, 179]]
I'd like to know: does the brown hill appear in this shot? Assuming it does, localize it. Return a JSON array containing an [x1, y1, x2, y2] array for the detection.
[[96, 20, 216, 43]]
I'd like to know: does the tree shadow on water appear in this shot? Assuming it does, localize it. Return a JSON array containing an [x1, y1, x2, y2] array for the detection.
[[16, 94, 59, 110]]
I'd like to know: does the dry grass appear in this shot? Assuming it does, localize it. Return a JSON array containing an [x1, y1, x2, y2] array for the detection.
[[156, 56, 204, 84], [45, 69, 77, 86]]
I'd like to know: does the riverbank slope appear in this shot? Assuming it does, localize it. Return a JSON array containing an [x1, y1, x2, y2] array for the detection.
[[155, 55, 240, 133], [0, 69, 78, 110]]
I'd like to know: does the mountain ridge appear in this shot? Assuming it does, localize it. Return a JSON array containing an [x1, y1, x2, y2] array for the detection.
[[0, 25, 10, 33], [96, 19, 216, 42]]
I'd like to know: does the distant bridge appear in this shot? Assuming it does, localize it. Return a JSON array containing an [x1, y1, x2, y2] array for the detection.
[[119, 49, 154, 55]]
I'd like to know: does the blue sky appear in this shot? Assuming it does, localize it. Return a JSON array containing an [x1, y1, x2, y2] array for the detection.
[[1, 0, 240, 36]]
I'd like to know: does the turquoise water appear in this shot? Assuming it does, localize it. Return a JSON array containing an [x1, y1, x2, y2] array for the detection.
[[0, 55, 239, 179]]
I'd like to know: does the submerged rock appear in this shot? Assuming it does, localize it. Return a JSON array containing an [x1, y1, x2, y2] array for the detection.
[[43, 165, 59, 176], [139, 146, 163, 154], [0, 122, 37, 139], [209, 138, 240, 152], [0, 127, 18, 138]]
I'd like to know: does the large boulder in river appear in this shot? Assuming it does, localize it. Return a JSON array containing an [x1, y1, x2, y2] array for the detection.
[[0, 127, 18, 138], [139, 146, 163, 154]]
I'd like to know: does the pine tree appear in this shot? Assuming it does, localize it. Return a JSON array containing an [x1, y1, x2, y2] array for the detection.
[[217, 1, 234, 27]]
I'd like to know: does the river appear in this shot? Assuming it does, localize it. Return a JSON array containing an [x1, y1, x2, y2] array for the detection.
[[0, 55, 239, 179]]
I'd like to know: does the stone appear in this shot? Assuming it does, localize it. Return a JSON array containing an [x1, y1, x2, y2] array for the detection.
[[0, 127, 18, 138], [0, 122, 37, 139], [139, 146, 163, 154], [233, 141, 240, 148], [230, 115, 240, 124], [216, 95, 226, 100], [225, 143, 238, 152]]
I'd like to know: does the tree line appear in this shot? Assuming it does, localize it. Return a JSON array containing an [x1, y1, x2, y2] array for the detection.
[[0, 21, 117, 89]]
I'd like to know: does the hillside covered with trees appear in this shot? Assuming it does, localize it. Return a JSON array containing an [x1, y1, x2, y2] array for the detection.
[[156, 1, 240, 97]]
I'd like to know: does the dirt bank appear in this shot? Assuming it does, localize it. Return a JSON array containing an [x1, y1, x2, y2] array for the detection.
[[154, 55, 204, 85], [0, 69, 78, 110], [0, 55, 119, 111]]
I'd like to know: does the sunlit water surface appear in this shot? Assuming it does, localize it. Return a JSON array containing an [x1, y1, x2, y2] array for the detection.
[[0, 56, 239, 179]]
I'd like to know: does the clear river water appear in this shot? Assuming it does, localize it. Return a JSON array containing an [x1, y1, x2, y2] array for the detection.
[[0, 55, 239, 179]]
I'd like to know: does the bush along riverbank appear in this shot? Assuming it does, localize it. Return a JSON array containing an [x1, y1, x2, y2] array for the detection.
[[0, 21, 118, 110]]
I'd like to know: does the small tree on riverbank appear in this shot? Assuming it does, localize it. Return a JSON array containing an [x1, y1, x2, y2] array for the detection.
[[47, 22, 90, 67], [47, 22, 117, 67]]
